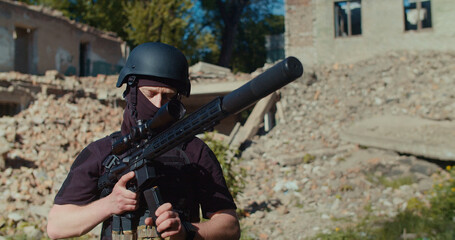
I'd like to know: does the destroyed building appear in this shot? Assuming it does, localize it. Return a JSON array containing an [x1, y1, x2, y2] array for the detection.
[[0, 0, 128, 76], [285, 0, 455, 67], [0, 0, 128, 117]]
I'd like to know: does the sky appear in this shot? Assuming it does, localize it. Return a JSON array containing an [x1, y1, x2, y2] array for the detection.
[[273, 0, 285, 16]]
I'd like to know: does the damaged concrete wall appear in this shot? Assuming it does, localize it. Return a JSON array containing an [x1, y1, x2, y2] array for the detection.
[[0, 0, 126, 76], [0, 71, 124, 117], [286, 0, 455, 67]]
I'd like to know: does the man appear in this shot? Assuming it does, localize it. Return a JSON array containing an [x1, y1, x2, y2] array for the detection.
[[47, 42, 240, 240]]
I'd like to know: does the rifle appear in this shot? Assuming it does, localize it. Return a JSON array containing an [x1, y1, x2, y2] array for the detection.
[[97, 57, 303, 237]]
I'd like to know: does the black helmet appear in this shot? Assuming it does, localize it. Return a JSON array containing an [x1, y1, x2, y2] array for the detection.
[[117, 42, 191, 96]]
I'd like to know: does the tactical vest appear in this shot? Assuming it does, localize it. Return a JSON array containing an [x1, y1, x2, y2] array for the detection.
[[101, 132, 198, 240]]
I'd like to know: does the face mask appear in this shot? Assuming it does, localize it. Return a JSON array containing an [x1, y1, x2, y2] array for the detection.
[[136, 89, 159, 121], [121, 79, 174, 135], [120, 90, 160, 135]]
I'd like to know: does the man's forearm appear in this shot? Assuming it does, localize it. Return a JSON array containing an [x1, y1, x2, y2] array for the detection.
[[192, 210, 240, 240], [47, 172, 138, 239], [47, 198, 112, 239]]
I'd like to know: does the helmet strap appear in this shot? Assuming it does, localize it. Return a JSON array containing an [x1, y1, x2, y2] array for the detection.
[[126, 76, 139, 122]]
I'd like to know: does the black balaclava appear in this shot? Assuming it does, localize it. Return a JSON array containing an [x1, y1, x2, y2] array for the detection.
[[121, 79, 175, 135]]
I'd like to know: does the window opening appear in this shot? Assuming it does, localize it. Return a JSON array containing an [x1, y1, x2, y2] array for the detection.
[[79, 42, 90, 77], [334, 1, 362, 37], [265, 34, 285, 63], [0, 102, 20, 117], [14, 27, 34, 73], [404, 0, 432, 31]]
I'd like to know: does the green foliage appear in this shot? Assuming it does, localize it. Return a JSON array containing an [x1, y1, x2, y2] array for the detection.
[[232, 14, 284, 73], [239, 225, 258, 240], [201, 132, 246, 201], [0, 218, 51, 240], [124, 0, 192, 48], [427, 167, 455, 232], [264, 14, 285, 35], [312, 166, 455, 240], [381, 176, 414, 189], [340, 184, 354, 192], [366, 174, 415, 189], [73, 0, 129, 41], [200, 0, 284, 72], [185, 23, 220, 65], [302, 153, 316, 164]]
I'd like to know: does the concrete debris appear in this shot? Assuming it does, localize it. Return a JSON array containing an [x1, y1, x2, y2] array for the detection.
[[189, 62, 233, 79], [189, 62, 251, 83], [0, 137, 10, 169], [0, 91, 123, 237], [341, 115, 455, 161], [0, 71, 124, 102]]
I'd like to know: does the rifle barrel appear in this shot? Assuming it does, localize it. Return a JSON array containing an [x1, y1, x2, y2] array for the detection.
[[99, 56, 304, 195], [221, 57, 303, 114]]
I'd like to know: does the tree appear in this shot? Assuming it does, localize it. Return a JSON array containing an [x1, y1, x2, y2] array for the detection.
[[124, 0, 192, 48], [123, 0, 219, 65], [231, 14, 281, 72], [215, 0, 250, 68], [200, 0, 284, 70], [200, 0, 249, 68], [72, 0, 129, 41]]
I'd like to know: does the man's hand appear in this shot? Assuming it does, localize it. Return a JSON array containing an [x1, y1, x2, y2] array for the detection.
[[107, 171, 138, 215], [145, 203, 186, 240]]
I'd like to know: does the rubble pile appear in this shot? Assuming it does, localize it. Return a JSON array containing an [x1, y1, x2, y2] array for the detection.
[[0, 71, 123, 101], [274, 50, 455, 153], [0, 92, 123, 238], [238, 50, 455, 239]]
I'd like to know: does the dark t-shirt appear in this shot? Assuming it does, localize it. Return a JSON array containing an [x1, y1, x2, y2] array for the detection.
[[54, 135, 236, 233]]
